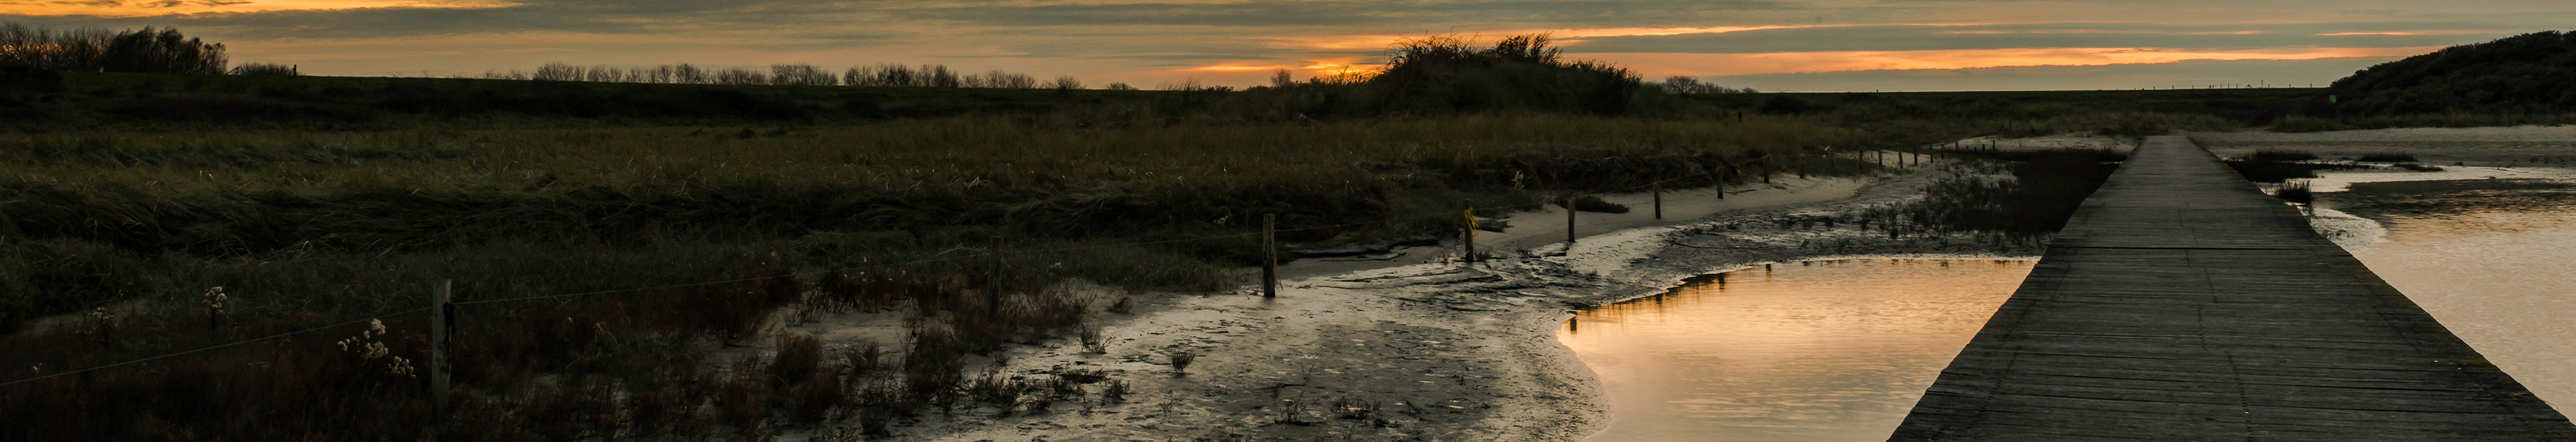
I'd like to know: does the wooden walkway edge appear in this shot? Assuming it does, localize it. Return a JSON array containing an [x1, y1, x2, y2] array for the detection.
[[1888, 136, 2576, 441]]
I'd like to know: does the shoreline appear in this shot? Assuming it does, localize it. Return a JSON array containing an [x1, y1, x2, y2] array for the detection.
[[806, 155, 2057, 441]]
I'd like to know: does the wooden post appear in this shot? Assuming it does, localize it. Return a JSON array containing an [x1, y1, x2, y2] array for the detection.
[[987, 236, 1003, 314], [1761, 158, 1772, 183], [1461, 200, 1476, 266], [1798, 154, 1809, 179], [1652, 186, 1663, 220], [1262, 214, 1277, 298], [1717, 168, 1728, 200], [429, 279, 452, 411], [1565, 195, 1577, 247]]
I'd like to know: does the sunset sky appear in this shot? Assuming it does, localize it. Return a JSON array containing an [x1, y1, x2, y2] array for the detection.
[[2, 0, 2565, 91]]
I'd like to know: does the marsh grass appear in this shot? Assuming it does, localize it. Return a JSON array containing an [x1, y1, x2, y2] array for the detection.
[[2274, 180, 2315, 204], [2357, 152, 2419, 163], [1881, 149, 2123, 241]]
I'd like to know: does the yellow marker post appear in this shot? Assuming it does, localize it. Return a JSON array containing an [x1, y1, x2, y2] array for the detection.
[[1462, 206, 1478, 265]]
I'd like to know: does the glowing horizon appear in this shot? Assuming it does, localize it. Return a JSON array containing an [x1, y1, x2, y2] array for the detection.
[[1, 0, 2562, 91]]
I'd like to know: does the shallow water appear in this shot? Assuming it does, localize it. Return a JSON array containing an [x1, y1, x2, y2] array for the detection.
[[2316, 177, 2576, 414], [1557, 259, 2035, 441]]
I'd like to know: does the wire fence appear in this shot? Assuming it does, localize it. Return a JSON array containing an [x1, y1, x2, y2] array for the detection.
[[0, 148, 1934, 387]]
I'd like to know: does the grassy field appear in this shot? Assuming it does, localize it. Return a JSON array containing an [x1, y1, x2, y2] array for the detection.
[[0, 66, 2352, 441]]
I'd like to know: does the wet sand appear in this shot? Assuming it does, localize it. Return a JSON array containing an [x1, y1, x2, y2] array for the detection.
[[769, 148, 2054, 441]]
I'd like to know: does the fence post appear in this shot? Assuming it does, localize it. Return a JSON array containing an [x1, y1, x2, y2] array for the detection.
[[429, 279, 452, 412], [1262, 214, 1277, 298], [1565, 195, 1577, 247], [1461, 200, 1476, 266], [1652, 186, 1663, 220], [1717, 168, 1728, 200], [987, 236, 1003, 315], [1761, 158, 1772, 183]]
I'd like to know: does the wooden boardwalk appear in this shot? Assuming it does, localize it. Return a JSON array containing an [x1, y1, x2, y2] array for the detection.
[[1889, 136, 2576, 441]]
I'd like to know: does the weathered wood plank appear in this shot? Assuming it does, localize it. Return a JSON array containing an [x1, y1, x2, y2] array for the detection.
[[1886, 136, 2576, 441]]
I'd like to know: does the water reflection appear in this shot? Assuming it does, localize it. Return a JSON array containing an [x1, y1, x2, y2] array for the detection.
[[1558, 259, 2035, 441], [2318, 178, 2576, 414]]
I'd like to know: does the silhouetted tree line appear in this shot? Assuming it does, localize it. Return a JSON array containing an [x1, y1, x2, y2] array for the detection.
[[0, 22, 227, 74], [2330, 30, 2576, 114], [485, 62, 1084, 89], [1657, 76, 1758, 94]]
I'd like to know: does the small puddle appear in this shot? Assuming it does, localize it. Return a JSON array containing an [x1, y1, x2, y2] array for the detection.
[[2317, 177, 2576, 414], [1557, 259, 2036, 441]]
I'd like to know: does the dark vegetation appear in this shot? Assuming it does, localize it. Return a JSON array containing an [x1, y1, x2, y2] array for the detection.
[[1913, 149, 2126, 237], [2224, 160, 2323, 183], [2330, 30, 2576, 116], [2274, 180, 2314, 205], [0, 23, 227, 74], [2219, 150, 2388, 183]]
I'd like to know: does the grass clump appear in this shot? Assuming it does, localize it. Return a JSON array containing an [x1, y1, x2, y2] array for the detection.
[[1168, 350, 1197, 375], [2274, 180, 2315, 204]]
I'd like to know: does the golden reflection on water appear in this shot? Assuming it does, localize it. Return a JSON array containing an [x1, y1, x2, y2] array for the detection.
[[1559, 259, 2034, 442], [2321, 178, 2576, 415]]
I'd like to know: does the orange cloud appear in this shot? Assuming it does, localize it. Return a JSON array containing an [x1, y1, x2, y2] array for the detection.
[[0, 0, 514, 17], [1598, 46, 2442, 77]]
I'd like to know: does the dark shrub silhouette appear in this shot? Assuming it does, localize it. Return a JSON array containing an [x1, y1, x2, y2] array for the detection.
[[2331, 31, 2576, 114], [1366, 34, 1649, 115]]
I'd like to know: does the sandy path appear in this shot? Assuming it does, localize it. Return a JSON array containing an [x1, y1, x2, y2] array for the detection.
[[778, 150, 2056, 441]]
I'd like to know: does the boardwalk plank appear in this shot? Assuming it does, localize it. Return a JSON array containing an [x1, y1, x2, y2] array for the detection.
[[1886, 136, 2576, 441]]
